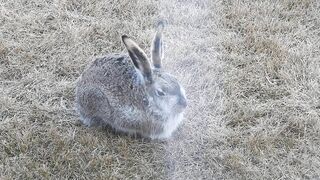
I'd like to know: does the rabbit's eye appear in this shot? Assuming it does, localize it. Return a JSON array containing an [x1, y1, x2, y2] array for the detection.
[[156, 89, 165, 96]]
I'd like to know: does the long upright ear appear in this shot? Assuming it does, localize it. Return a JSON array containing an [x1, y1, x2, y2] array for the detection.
[[151, 22, 164, 68], [122, 35, 153, 84]]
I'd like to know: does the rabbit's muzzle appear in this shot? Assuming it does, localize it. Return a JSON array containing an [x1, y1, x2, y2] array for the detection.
[[178, 96, 187, 108]]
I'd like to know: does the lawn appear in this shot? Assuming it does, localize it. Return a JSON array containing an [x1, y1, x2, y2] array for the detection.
[[1, 0, 319, 179]]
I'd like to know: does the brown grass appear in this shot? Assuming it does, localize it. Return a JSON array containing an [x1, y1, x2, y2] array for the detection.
[[1, 0, 319, 179]]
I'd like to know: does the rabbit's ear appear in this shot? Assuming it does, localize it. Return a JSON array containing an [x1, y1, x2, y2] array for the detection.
[[151, 22, 164, 68], [122, 35, 153, 83]]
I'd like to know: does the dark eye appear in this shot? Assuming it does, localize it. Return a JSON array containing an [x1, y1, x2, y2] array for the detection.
[[156, 89, 165, 96]]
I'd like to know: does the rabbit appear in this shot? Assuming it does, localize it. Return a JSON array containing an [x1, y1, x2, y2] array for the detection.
[[75, 23, 187, 139]]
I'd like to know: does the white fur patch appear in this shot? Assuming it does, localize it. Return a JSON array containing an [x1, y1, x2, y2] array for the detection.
[[151, 113, 184, 139], [180, 86, 186, 99], [119, 106, 184, 139], [160, 96, 177, 114]]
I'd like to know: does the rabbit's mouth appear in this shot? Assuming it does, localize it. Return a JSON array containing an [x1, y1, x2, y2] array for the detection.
[[174, 102, 187, 113], [178, 96, 187, 109]]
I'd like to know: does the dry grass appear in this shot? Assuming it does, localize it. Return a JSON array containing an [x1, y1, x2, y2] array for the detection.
[[1, 0, 319, 179]]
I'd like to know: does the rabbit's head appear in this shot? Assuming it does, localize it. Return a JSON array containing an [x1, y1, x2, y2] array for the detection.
[[122, 24, 187, 117]]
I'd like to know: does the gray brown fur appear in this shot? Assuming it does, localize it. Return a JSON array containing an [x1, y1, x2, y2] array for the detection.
[[151, 21, 164, 68], [75, 26, 187, 139]]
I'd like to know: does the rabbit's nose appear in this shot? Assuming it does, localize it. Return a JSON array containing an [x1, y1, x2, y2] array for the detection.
[[178, 96, 187, 108]]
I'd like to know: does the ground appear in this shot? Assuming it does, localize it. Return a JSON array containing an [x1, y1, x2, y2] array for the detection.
[[1, 0, 319, 179]]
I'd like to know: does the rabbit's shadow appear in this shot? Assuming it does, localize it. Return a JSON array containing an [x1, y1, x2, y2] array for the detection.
[[75, 118, 168, 144]]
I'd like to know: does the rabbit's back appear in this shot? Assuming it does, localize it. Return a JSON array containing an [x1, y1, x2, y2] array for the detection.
[[76, 53, 149, 126], [80, 54, 147, 103]]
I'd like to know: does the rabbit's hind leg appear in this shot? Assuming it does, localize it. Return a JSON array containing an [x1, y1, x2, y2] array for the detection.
[[76, 86, 110, 127]]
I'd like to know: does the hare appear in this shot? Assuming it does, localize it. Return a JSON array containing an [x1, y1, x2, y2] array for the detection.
[[75, 23, 187, 139]]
